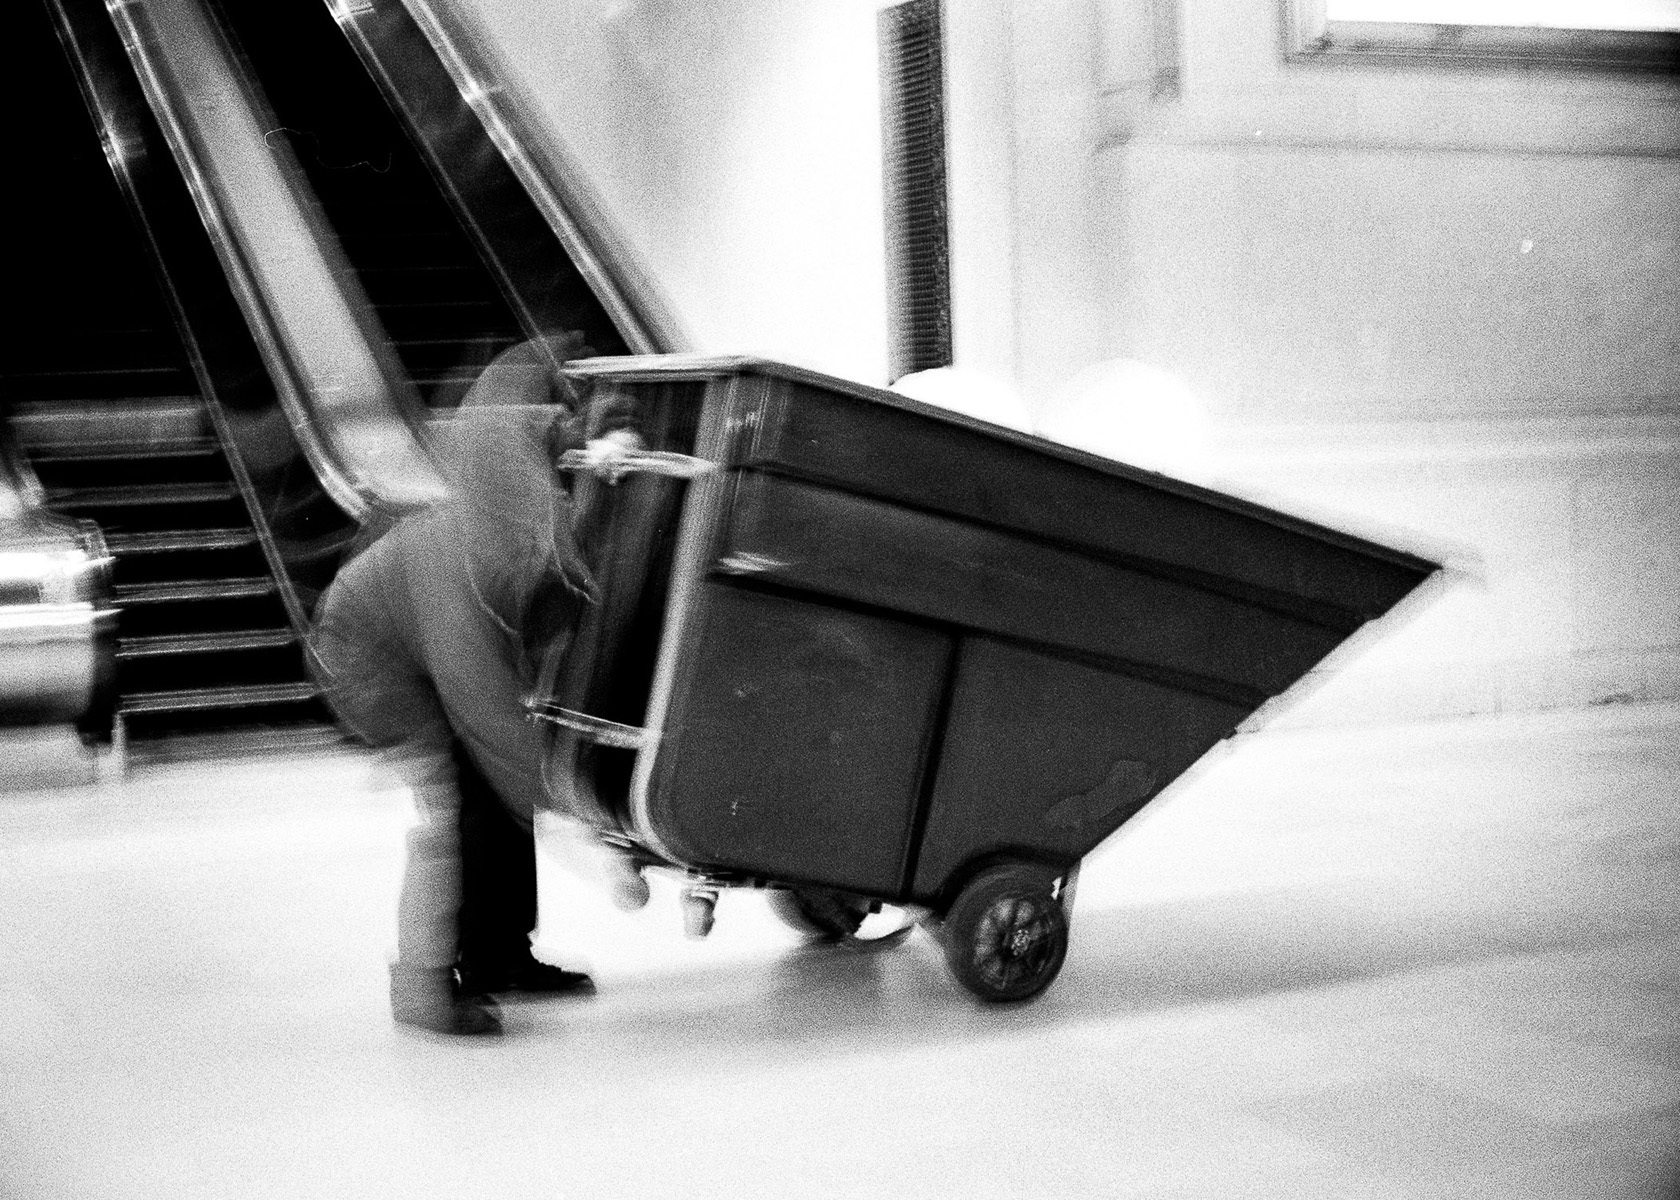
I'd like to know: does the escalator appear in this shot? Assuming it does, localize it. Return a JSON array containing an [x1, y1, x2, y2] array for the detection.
[[208, 0, 532, 406], [8, 0, 675, 754], [204, 0, 639, 400], [2, 0, 349, 751]]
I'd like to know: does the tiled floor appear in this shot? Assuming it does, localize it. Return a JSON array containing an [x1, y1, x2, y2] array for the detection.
[[1, 704, 1676, 1199]]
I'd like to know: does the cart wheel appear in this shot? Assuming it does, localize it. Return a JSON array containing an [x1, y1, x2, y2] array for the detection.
[[940, 863, 1069, 1002], [768, 887, 914, 948]]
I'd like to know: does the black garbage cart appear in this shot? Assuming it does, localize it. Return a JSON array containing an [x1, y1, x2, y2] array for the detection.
[[534, 356, 1437, 1002]]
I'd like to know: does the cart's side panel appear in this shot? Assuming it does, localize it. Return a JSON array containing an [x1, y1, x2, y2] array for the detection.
[[735, 378, 1431, 625], [718, 472, 1350, 704], [642, 583, 951, 894], [907, 637, 1250, 903]]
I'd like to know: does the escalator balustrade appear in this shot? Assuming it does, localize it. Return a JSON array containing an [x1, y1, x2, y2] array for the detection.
[[208, 0, 532, 408]]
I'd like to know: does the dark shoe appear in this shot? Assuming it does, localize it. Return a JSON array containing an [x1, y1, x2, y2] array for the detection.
[[458, 955, 596, 998], [390, 963, 503, 1036]]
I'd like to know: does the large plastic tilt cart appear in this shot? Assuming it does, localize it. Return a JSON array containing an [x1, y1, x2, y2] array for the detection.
[[534, 356, 1437, 1003]]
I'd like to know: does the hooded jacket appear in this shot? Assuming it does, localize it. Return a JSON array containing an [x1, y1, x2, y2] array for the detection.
[[312, 337, 629, 819]]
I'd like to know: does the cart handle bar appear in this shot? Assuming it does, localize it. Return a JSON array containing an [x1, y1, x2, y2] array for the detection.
[[525, 699, 650, 750], [556, 448, 716, 480]]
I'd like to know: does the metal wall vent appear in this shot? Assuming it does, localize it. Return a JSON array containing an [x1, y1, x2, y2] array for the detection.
[[879, 0, 952, 383]]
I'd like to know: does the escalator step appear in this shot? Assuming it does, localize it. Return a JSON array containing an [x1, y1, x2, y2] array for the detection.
[[121, 720, 344, 765], [119, 680, 320, 715], [47, 481, 239, 508], [386, 334, 509, 350], [117, 628, 297, 658], [114, 576, 277, 603], [25, 438, 219, 462], [106, 527, 259, 553], [411, 369, 491, 390], [11, 396, 206, 448]]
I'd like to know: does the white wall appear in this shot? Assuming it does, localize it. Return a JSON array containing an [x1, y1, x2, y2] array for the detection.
[[444, 0, 892, 384], [940, 0, 1680, 723]]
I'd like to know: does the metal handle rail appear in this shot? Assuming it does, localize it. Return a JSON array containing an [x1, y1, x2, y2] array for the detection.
[[555, 448, 716, 480], [525, 698, 649, 750]]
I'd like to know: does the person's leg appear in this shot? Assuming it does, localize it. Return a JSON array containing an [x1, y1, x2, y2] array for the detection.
[[386, 743, 502, 1036], [454, 738, 538, 970], [453, 739, 596, 997], [394, 745, 467, 970], [311, 567, 500, 1036]]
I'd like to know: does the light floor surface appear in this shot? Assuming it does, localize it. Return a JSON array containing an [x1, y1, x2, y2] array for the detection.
[[1, 704, 1676, 1200]]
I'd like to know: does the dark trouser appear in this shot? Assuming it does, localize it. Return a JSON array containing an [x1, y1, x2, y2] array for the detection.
[[453, 739, 538, 972]]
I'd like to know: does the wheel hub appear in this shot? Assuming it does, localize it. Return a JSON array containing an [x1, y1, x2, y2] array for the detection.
[[1006, 922, 1037, 957]]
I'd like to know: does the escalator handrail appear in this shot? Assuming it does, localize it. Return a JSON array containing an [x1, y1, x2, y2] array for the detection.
[[102, 0, 445, 522], [104, 0, 365, 523]]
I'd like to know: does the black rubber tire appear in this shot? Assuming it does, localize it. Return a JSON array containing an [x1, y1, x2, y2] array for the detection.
[[940, 863, 1069, 1002]]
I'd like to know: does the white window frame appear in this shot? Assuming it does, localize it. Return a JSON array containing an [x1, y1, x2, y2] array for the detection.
[[1283, 0, 1680, 70]]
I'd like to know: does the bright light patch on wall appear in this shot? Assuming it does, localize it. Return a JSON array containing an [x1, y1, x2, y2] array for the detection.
[[1037, 360, 1217, 484], [1326, 0, 1680, 30], [890, 367, 1031, 432]]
